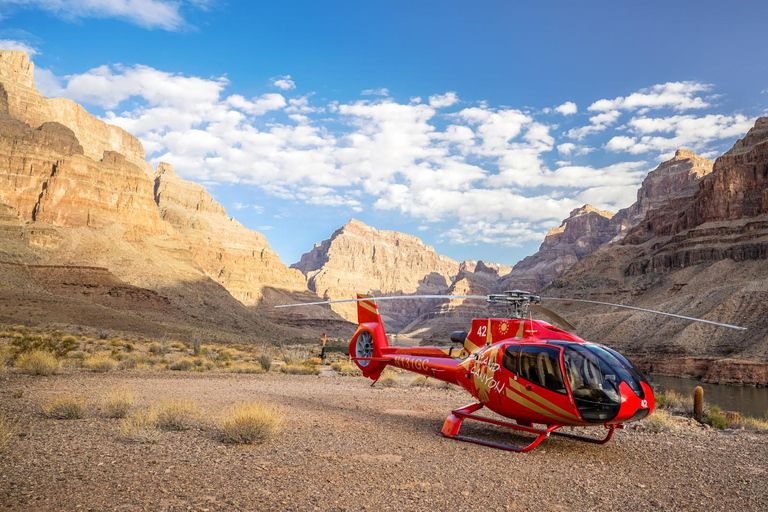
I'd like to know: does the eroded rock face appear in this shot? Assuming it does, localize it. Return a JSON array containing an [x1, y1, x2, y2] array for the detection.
[[611, 150, 713, 239], [501, 205, 615, 292], [0, 51, 152, 174], [292, 219, 463, 326], [154, 163, 308, 305], [543, 118, 768, 373]]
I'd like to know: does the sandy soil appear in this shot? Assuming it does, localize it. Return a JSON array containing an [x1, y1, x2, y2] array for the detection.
[[1, 370, 767, 511]]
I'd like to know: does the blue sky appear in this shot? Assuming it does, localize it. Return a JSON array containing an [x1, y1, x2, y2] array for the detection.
[[1, 0, 767, 267]]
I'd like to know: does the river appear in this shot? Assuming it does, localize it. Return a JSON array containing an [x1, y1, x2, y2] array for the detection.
[[648, 374, 768, 419]]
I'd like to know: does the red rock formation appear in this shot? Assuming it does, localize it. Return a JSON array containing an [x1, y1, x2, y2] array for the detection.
[[501, 205, 615, 291]]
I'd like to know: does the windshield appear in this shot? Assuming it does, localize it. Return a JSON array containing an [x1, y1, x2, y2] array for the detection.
[[560, 344, 623, 422]]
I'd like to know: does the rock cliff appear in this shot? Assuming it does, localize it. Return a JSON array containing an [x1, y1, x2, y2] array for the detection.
[[500, 205, 616, 291], [0, 50, 347, 341], [292, 219, 463, 327], [544, 118, 768, 384]]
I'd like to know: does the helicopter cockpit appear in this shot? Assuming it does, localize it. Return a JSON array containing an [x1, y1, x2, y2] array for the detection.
[[502, 341, 650, 423]]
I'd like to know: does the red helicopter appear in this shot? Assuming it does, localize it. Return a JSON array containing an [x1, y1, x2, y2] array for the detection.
[[277, 290, 745, 452]]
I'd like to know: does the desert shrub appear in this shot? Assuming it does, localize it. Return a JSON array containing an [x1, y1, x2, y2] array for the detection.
[[148, 342, 169, 356], [11, 333, 77, 358], [740, 416, 768, 432], [655, 389, 694, 414], [282, 348, 311, 365], [190, 336, 202, 356], [108, 339, 123, 347], [705, 406, 729, 430], [169, 357, 195, 371], [258, 354, 272, 372], [280, 364, 320, 375], [42, 393, 88, 419], [170, 342, 185, 350], [102, 387, 135, 418], [0, 413, 17, 453], [83, 354, 117, 373], [220, 402, 284, 444], [331, 362, 361, 376], [119, 408, 161, 444], [97, 329, 109, 340], [641, 409, 678, 433], [67, 351, 88, 361], [378, 374, 398, 387], [124, 343, 134, 352], [156, 399, 204, 431], [411, 375, 438, 388], [16, 350, 59, 376], [228, 362, 264, 374]]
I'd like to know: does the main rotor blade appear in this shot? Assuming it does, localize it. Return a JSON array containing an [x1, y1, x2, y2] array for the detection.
[[541, 297, 747, 331], [529, 304, 576, 331], [274, 294, 489, 308]]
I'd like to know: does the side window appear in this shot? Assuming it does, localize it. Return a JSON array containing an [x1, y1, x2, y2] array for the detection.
[[519, 346, 567, 394], [502, 346, 519, 374]]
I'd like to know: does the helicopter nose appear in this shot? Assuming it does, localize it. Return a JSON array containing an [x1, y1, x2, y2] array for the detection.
[[611, 381, 655, 424]]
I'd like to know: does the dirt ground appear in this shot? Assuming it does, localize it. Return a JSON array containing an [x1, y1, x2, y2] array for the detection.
[[1, 370, 767, 511]]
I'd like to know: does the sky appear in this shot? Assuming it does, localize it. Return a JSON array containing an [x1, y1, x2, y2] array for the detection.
[[1, 0, 767, 267]]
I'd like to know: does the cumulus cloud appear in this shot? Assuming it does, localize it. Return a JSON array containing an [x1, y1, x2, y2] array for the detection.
[[271, 75, 295, 90], [43, 64, 756, 248], [0, 38, 39, 55], [588, 81, 712, 112], [361, 88, 389, 96], [429, 92, 459, 108], [555, 101, 577, 115], [605, 114, 755, 155], [0, 0, 201, 31]]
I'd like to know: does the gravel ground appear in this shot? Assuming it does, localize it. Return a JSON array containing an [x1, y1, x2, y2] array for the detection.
[[1, 370, 767, 511]]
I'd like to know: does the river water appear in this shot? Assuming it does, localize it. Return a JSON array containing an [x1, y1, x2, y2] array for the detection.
[[648, 374, 768, 419]]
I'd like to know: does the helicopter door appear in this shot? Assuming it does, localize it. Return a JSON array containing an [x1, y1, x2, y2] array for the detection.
[[510, 346, 580, 424]]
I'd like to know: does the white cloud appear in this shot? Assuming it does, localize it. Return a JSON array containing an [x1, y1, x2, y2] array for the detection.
[[606, 114, 755, 155], [555, 101, 577, 115], [0, 0, 199, 31], [41, 63, 758, 248], [588, 81, 712, 112], [361, 88, 389, 96], [429, 92, 459, 108], [271, 75, 295, 90], [566, 110, 620, 140], [0, 39, 39, 55]]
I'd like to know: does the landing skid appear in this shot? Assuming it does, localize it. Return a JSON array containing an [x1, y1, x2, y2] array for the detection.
[[438, 403, 622, 452]]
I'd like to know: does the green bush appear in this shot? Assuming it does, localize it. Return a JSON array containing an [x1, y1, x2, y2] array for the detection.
[[258, 354, 272, 372], [705, 406, 729, 430], [11, 333, 77, 358]]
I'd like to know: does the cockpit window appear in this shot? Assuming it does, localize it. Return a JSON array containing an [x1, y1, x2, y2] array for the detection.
[[519, 346, 567, 394], [561, 344, 622, 422], [502, 346, 519, 374]]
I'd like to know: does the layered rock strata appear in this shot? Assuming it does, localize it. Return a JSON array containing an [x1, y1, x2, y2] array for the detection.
[[543, 118, 768, 383]]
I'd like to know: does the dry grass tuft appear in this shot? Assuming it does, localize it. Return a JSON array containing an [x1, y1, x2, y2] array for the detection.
[[16, 350, 59, 376], [378, 374, 398, 387], [280, 364, 320, 375], [156, 398, 204, 431], [258, 354, 272, 372], [331, 361, 361, 376], [410, 375, 438, 388], [641, 409, 678, 433], [228, 362, 264, 374], [0, 413, 17, 452], [655, 389, 694, 414], [220, 402, 284, 444], [102, 387, 135, 418], [119, 408, 161, 443], [169, 357, 195, 371], [42, 393, 88, 419], [83, 354, 117, 373]]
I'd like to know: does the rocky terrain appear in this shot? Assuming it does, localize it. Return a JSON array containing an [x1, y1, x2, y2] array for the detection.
[[2, 370, 767, 511], [0, 50, 348, 342], [543, 118, 768, 385], [498, 150, 714, 294], [292, 219, 511, 329]]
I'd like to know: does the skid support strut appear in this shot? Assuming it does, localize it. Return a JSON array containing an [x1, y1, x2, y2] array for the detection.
[[438, 403, 622, 452]]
